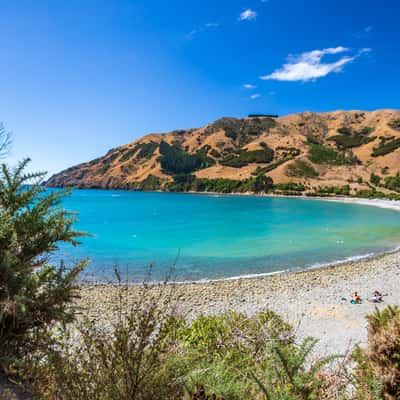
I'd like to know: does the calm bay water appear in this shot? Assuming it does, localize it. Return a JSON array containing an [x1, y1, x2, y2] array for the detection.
[[57, 189, 400, 282]]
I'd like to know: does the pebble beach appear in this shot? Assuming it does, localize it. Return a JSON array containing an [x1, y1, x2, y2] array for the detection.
[[75, 197, 400, 358]]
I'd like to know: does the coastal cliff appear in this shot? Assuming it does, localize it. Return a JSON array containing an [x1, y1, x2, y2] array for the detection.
[[46, 109, 400, 197]]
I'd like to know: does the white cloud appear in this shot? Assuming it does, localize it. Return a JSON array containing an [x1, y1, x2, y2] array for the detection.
[[250, 93, 261, 99], [185, 22, 219, 39], [243, 83, 256, 89], [239, 9, 257, 21], [260, 46, 370, 82]]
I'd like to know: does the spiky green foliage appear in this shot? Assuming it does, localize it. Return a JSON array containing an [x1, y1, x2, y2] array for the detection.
[[0, 124, 11, 159], [252, 337, 340, 400], [0, 158, 87, 368], [26, 283, 182, 400]]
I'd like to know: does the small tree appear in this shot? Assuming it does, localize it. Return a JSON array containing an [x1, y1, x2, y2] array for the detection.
[[0, 158, 87, 369]]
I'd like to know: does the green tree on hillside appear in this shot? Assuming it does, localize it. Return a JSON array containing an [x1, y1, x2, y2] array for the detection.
[[0, 158, 87, 369]]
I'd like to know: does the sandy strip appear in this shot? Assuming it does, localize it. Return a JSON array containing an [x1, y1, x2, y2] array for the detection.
[[76, 196, 400, 357]]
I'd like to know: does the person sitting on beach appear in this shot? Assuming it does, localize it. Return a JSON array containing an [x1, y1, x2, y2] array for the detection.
[[351, 292, 362, 304]]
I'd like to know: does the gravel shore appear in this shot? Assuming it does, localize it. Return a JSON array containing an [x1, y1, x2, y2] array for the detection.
[[75, 197, 400, 358], [76, 248, 400, 358]]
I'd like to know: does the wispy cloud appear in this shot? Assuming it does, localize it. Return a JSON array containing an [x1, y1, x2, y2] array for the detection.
[[355, 25, 373, 39], [260, 46, 371, 82], [185, 22, 219, 39], [239, 9, 257, 21], [250, 93, 261, 99], [243, 83, 256, 89]]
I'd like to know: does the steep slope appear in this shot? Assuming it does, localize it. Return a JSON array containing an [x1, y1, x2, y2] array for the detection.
[[46, 109, 400, 197]]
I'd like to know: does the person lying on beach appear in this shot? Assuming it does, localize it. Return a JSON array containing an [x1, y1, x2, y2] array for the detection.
[[351, 292, 362, 304], [368, 290, 384, 303]]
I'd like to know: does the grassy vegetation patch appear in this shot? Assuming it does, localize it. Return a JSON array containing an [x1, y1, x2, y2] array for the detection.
[[371, 137, 400, 157], [159, 141, 214, 175], [287, 160, 319, 178], [166, 174, 274, 193], [383, 174, 400, 192], [308, 144, 358, 165], [120, 142, 158, 162], [328, 126, 375, 150], [218, 117, 277, 145], [388, 119, 400, 131], [328, 134, 374, 150], [130, 174, 163, 191], [220, 147, 274, 168], [273, 182, 306, 192], [307, 185, 350, 197], [251, 156, 294, 175]]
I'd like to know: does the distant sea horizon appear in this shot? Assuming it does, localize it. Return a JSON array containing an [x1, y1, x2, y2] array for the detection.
[[53, 189, 400, 282]]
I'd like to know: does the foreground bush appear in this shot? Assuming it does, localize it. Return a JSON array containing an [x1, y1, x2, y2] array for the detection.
[[0, 159, 87, 370], [24, 280, 351, 400], [26, 283, 183, 400], [353, 306, 400, 400]]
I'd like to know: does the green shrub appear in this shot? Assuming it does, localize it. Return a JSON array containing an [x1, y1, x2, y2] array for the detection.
[[384, 174, 400, 193], [355, 188, 386, 199], [176, 311, 294, 399], [136, 142, 158, 159], [310, 185, 350, 196], [0, 159, 87, 370], [131, 174, 163, 191], [167, 174, 197, 192], [308, 144, 357, 165], [274, 182, 306, 192], [196, 176, 273, 194], [353, 306, 400, 400], [220, 147, 274, 168], [388, 119, 400, 131], [329, 134, 374, 150], [159, 142, 213, 175], [252, 337, 340, 400], [337, 126, 373, 137], [287, 160, 319, 178], [372, 137, 400, 157], [252, 156, 294, 175], [26, 283, 184, 400], [209, 148, 220, 158], [370, 173, 381, 186]]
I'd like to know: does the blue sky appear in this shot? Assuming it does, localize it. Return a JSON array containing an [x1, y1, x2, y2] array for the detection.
[[2, 0, 399, 175]]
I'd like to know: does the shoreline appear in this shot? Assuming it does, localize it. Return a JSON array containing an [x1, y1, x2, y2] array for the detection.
[[75, 195, 400, 357], [76, 194, 400, 286], [77, 249, 400, 357]]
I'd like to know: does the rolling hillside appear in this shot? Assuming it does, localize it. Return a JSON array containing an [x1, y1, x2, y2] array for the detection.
[[46, 109, 400, 197]]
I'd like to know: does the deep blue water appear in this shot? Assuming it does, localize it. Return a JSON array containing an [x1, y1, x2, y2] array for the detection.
[[56, 189, 400, 282]]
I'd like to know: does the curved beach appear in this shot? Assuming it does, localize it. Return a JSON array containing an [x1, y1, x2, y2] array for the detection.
[[76, 197, 400, 357]]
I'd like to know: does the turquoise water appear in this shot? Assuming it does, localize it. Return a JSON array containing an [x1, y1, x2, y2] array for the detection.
[[57, 190, 400, 282]]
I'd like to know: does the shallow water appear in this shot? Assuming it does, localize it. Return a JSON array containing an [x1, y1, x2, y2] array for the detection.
[[55, 189, 400, 282]]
